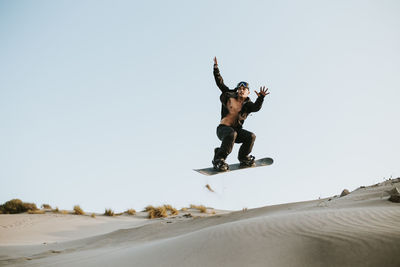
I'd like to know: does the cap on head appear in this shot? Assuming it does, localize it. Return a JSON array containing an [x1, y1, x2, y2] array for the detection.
[[236, 81, 249, 89]]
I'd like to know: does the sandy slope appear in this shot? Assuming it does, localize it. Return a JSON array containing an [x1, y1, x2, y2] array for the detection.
[[0, 213, 151, 246], [1, 179, 400, 267]]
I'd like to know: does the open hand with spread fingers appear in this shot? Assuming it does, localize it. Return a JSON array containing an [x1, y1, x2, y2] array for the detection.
[[255, 86, 269, 97]]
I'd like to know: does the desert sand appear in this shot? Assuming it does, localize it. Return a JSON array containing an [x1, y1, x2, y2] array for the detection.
[[1, 179, 400, 267]]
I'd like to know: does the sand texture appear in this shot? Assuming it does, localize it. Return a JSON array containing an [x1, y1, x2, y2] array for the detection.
[[1, 179, 400, 267]]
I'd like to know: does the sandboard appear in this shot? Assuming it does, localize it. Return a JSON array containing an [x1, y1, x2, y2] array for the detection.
[[194, 157, 273, 176]]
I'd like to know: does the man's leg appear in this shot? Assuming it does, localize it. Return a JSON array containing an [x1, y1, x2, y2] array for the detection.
[[236, 128, 256, 162], [214, 125, 237, 160]]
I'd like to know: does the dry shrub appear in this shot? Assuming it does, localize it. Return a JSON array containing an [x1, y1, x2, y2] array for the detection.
[[126, 209, 136, 215], [147, 206, 168, 219], [144, 205, 155, 212], [190, 204, 207, 213], [41, 204, 52, 209], [61, 210, 69, 214], [104, 209, 114, 216], [73, 205, 85, 215], [181, 207, 188, 211], [0, 199, 38, 214], [164, 205, 179, 215], [52, 207, 60, 213], [145, 205, 180, 219], [24, 203, 37, 212], [91, 213, 96, 218]]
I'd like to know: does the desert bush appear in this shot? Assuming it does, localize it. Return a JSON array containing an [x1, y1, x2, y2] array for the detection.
[[0, 199, 38, 214], [91, 213, 96, 218], [146, 205, 179, 219], [104, 209, 114, 216], [144, 205, 155, 212], [41, 204, 52, 209], [181, 207, 188, 211], [147, 206, 168, 219], [52, 207, 60, 213], [190, 204, 207, 213], [24, 202, 37, 212], [164, 205, 179, 215], [73, 205, 85, 215], [125, 209, 136, 215]]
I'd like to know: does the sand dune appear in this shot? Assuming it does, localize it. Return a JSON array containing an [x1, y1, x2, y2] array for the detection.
[[1, 179, 400, 267]]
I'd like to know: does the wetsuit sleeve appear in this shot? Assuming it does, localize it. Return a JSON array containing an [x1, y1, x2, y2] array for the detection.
[[247, 95, 265, 112], [213, 65, 230, 93]]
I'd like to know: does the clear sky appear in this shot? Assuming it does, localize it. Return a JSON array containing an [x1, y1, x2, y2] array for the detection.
[[1, 0, 399, 213]]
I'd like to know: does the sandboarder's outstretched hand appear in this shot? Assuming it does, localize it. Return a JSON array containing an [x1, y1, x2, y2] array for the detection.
[[213, 56, 218, 66], [255, 86, 269, 97]]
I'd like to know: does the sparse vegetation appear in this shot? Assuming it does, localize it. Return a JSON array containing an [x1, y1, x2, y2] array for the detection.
[[41, 204, 52, 209], [145, 205, 180, 218], [0, 199, 214, 219], [104, 209, 114, 216], [0, 199, 38, 214], [126, 209, 136, 215], [73, 205, 85, 215], [144, 205, 155, 212], [164, 205, 179, 215], [190, 204, 207, 213], [52, 207, 60, 213], [147, 206, 168, 219]]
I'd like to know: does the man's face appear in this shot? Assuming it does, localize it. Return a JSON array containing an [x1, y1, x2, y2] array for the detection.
[[237, 86, 250, 98]]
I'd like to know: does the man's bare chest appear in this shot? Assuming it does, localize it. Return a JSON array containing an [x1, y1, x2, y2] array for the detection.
[[226, 98, 244, 114]]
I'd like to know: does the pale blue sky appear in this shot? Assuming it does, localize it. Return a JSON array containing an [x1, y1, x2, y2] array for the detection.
[[1, 0, 399, 212]]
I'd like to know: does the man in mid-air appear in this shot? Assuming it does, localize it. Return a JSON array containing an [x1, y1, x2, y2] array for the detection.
[[212, 57, 269, 172]]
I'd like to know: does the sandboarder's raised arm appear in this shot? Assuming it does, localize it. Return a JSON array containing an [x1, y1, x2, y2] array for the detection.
[[248, 86, 269, 112], [213, 57, 230, 93]]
